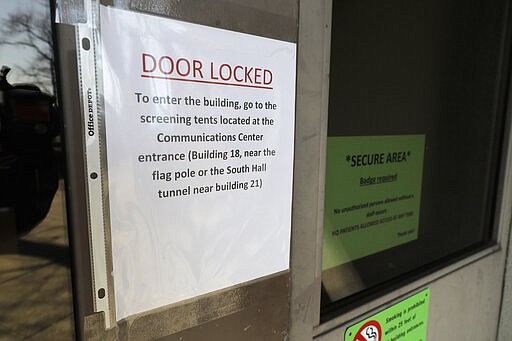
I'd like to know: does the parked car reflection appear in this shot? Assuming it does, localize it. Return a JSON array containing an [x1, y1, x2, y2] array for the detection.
[[1, 65, 60, 234]]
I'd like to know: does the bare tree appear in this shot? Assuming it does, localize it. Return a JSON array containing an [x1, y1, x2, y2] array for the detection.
[[0, 0, 54, 93]]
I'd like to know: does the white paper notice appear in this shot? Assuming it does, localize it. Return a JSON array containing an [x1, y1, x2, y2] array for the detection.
[[100, 6, 296, 320]]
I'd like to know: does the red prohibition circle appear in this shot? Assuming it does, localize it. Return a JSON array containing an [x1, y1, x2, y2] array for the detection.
[[352, 320, 382, 341]]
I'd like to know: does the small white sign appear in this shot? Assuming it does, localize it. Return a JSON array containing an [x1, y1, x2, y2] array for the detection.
[[100, 6, 296, 320]]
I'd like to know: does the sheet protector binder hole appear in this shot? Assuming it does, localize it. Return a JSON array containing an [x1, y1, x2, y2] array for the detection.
[[82, 37, 91, 50], [90, 172, 98, 179], [98, 288, 106, 299]]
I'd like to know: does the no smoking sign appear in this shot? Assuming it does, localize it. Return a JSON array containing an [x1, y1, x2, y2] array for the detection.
[[352, 320, 382, 341]]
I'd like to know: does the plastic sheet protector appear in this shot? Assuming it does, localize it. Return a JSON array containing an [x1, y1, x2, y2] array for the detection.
[[99, 6, 296, 320]]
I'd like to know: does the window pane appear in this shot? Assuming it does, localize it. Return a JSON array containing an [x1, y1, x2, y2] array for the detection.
[[0, 0, 75, 338], [322, 0, 508, 314]]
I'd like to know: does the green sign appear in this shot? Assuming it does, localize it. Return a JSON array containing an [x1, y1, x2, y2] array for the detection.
[[345, 289, 430, 341], [323, 135, 425, 269]]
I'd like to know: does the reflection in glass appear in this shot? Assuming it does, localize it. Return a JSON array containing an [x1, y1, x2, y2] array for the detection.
[[0, 0, 75, 338]]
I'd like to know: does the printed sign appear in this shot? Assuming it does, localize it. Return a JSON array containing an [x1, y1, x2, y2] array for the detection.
[[323, 135, 425, 269], [100, 6, 296, 320], [345, 289, 430, 341]]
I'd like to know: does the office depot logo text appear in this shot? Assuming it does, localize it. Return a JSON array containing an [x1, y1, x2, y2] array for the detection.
[[141, 53, 273, 89]]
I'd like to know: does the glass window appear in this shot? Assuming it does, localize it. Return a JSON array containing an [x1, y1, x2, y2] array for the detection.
[[322, 0, 509, 318], [0, 0, 75, 338]]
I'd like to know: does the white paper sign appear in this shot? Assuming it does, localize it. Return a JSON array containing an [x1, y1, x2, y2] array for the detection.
[[100, 6, 296, 320]]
